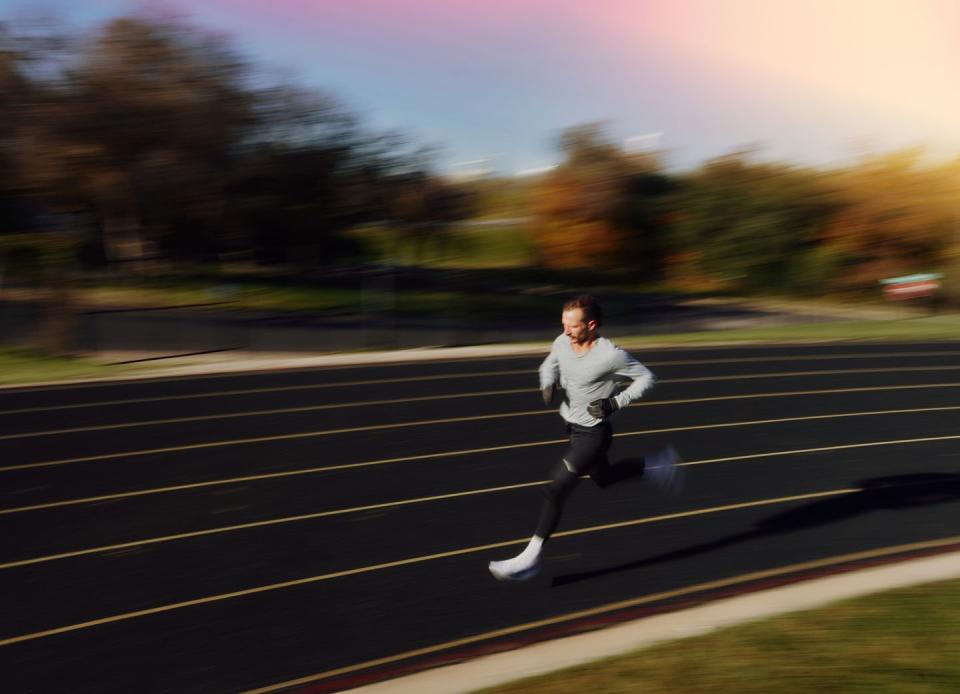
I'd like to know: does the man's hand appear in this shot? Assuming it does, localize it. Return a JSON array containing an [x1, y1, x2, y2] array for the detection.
[[588, 397, 619, 419], [542, 384, 558, 406]]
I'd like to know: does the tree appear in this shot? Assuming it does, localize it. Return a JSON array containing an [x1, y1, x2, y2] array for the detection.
[[531, 124, 631, 268], [387, 169, 476, 264], [13, 15, 256, 265], [531, 123, 676, 273], [671, 152, 840, 293], [819, 150, 960, 294]]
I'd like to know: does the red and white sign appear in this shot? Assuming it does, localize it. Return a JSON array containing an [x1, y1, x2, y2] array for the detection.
[[883, 280, 939, 300]]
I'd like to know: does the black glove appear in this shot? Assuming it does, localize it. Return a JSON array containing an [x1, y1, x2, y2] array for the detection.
[[542, 384, 558, 406], [588, 397, 619, 419]]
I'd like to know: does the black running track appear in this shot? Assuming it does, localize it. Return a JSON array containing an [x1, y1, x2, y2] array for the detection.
[[3, 341, 960, 693]]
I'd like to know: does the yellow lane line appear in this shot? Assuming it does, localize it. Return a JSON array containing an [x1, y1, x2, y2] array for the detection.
[[667, 365, 960, 383], [5, 379, 960, 442], [0, 487, 862, 648], [645, 382, 960, 407], [0, 388, 533, 440], [4, 402, 960, 476], [2, 352, 958, 414], [0, 410, 546, 470], [646, 350, 960, 366], [0, 434, 960, 569], [241, 534, 960, 693], [0, 440, 565, 509], [0, 357, 536, 394], [4, 433, 960, 564], [0, 480, 549, 570], [0, 370, 532, 415]]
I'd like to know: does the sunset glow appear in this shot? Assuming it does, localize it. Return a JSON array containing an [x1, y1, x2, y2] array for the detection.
[[10, 0, 959, 171]]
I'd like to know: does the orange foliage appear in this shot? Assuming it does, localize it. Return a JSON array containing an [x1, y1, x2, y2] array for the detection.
[[530, 167, 622, 268], [820, 152, 960, 290]]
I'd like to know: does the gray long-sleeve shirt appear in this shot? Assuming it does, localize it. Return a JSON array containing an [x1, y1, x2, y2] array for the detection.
[[538, 335, 655, 427]]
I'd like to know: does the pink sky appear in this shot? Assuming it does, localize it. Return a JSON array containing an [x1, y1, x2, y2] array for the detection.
[[23, 0, 960, 172]]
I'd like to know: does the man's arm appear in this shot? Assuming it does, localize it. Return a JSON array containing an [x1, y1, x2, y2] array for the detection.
[[587, 348, 655, 419], [611, 350, 655, 409], [539, 340, 562, 405]]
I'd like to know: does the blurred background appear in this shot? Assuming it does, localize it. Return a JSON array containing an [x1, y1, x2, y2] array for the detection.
[[0, 0, 958, 356]]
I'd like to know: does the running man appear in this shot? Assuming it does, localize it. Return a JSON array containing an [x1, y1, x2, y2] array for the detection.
[[488, 294, 682, 581]]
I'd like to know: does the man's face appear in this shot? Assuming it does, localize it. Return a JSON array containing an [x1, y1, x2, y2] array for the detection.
[[562, 308, 596, 345]]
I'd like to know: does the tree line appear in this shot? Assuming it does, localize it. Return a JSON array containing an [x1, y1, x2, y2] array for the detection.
[[1, 12, 957, 308], [0, 13, 474, 273], [530, 125, 960, 303]]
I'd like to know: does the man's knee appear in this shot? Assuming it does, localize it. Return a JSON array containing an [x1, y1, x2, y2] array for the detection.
[[589, 467, 613, 488], [542, 462, 579, 502]]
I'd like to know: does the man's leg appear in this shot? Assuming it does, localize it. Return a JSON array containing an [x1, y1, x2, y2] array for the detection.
[[591, 444, 684, 494], [534, 460, 583, 539], [489, 423, 608, 581]]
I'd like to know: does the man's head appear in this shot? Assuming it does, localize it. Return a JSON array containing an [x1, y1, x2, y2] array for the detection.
[[561, 294, 602, 346]]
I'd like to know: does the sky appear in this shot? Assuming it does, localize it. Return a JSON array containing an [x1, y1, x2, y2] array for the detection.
[[6, 0, 960, 174]]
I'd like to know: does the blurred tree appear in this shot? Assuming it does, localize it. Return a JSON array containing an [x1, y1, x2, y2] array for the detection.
[[0, 24, 21, 208], [5, 13, 442, 272], [531, 124, 627, 268], [612, 166, 678, 279], [459, 175, 534, 220], [820, 150, 960, 296], [671, 152, 840, 293], [0, 18, 84, 354], [228, 89, 435, 268], [0, 231, 81, 354], [63, 17, 252, 264], [387, 167, 476, 264], [531, 123, 675, 273], [0, 11, 485, 352]]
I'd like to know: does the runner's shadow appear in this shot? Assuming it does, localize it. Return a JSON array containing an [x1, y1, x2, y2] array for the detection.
[[551, 472, 960, 588]]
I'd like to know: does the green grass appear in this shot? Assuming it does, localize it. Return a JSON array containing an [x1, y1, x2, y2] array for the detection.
[[347, 222, 539, 268], [0, 348, 143, 385], [75, 280, 561, 318], [481, 578, 960, 694], [81, 281, 360, 313]]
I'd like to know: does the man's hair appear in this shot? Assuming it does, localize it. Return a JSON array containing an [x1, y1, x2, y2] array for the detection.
[[562, 294, 603, 327]]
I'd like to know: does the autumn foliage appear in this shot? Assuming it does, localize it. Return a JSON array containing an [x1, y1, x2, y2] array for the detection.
[[530, 129, 960, 301]]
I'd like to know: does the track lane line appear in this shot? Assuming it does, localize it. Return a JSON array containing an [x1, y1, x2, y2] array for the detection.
[[0, 479, 549, 569], [2, 350, 958, 411], [5, 433, 960, 567], [5, 380, 960, 442], [0, 487, 861, 647], [3, 401, 960, 474], [7, 363, 958, 421], [0, 370, 531, 414], [240, 534, 960, 694]]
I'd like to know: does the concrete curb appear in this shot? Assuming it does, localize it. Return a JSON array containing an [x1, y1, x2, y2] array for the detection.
[[348, 550, 960, 693], [0, 344, 550, 390]]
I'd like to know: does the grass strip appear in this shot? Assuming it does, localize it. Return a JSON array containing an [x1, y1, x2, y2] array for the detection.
[[0, 348, 142, 386], [482, 578, 960, 693]]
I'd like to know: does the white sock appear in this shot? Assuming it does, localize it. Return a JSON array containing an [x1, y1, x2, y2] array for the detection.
[[490, 535, 545, 574], [516, 535, 544, 563]]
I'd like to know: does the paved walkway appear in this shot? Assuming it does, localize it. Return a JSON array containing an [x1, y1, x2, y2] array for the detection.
[[10, 333, 930, 389], [349, 549, 960, 693]]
